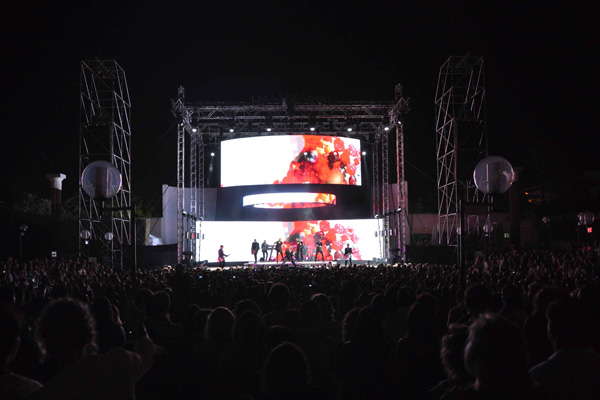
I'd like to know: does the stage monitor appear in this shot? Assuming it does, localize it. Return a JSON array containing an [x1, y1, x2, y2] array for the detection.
[[221, 135, 361, 187], [198, 218, 381, 262]]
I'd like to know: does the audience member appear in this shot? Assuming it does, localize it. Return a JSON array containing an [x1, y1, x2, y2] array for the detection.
[[0, 302, 42, 399], [529, 298, 600, 400]]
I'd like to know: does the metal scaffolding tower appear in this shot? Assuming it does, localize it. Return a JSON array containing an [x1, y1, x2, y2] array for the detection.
[[392, 84, 410, 262], [435, 55, 488, 248], [171, 86, 407, 262], [79, 60, 132, 267]]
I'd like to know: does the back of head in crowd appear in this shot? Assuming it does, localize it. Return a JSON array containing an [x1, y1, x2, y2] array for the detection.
[[268, 283, 290, 311], [441, 323, 472, 383], [0, 302, 23, 370], [465, 313, 530, 391], [546, 297, 592, 350], [35, 298, 97, 365], [205, 306, 235, 343], [262, 341, 310, 399]]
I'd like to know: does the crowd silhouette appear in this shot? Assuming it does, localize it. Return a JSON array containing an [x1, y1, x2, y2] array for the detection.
[[1, 244, 600, 399]]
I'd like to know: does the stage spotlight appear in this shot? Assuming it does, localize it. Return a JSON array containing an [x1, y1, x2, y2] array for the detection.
[[210, 152, 215, 157], [266, 127, 272, 132], [310, 126, 316, 131], [347, 127, 353, 132], [362, 151, 367, 155], [229, 128, 234, 133], [384, 126, 390, 131], [191, 128, 198, 133]]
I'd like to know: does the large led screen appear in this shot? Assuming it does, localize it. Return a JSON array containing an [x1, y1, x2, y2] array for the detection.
[[221, 135, 362, 187], [198, 219, 381, 263]]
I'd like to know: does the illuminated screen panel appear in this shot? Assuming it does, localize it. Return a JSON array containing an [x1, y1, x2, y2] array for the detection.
[[242, 192, 336, 209], [221, 135, 361, 187], [198, 219, 381, 262]]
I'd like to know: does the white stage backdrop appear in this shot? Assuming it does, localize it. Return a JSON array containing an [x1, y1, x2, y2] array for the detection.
[[198, 219, 381, 263], [221, 135, 362, 187]]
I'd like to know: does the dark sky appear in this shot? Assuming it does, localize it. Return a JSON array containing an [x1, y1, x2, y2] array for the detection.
[[1, 1, 597, 213]]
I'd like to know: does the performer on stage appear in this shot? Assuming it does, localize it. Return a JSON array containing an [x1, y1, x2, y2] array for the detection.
[[218, 245, 228, 269], [251, 239, 260, 263], [344, 243, 353, 267], [295, 240, 305, 262], [275, 238, 284, 262], [282, 246, 296, 267], [261, 240, 269, 261], [315, 240, 324, 261]]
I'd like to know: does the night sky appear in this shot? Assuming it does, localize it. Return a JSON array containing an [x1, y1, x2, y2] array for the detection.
[[1, 1, 597, 215]]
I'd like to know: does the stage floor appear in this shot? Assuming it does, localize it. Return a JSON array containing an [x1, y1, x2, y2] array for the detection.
[[203, 260, 370, 270]]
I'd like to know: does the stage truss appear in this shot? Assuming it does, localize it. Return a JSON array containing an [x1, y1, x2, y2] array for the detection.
[[79, 60, 132, 267], [172, 85, 409, 264], [435, 55, 489, 249]]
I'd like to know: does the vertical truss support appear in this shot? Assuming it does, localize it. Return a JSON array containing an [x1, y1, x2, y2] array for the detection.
[[173, 86, 187, 263], [197, 134, 205, 261], [392, 84, 410, 262], [381, 125, 390, 260], [435, 55, 488, 248], [79, 59, 132, 268]]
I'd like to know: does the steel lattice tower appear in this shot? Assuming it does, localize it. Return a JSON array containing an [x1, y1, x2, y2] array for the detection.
[[435, 55, 488, 248], [79, 60, 132, 267], [172, 86, 407, 263]]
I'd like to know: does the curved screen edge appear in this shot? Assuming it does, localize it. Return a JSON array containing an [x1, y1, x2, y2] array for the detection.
[[243, 192, 336, 209]]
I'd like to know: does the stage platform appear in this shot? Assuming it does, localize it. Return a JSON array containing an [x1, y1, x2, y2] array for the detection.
[[202, 260, 375, 270]]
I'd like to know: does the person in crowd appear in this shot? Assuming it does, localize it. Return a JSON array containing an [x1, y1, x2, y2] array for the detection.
[[184, 306, 237, 399], [261, 341, 325, 400], [91, 296, 126, 354], [498, 284, 528, 328], [529, 298, 600, 400], [428, 323, 473, 400], [264, 283, 291, 329], [446, 313, 545, 400], [523, 286, 562, 367], [29, 297, 155, 400], [0, 302, 42, 399], [394, 293, 445, 400], [296, 300, 337, 394], [457, 283, 492, 325], [337, 306, 391, 399], [384, 285, 416, 344]]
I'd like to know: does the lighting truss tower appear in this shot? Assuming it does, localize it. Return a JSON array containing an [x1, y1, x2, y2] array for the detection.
[[392, 84, 410, 262], [172, 86, 406, 263], [435, 55, 488, 247], [79, 60, 132, 267]]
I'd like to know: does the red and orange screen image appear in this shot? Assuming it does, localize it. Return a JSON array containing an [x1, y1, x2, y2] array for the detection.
[[221, 135, 361, 187]]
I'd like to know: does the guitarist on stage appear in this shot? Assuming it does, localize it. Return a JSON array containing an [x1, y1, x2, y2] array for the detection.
[[261, 240, 269, 261], [251, 239, 260, 263], [344, 243, 353, 267], [218, 245, 229, 269]]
